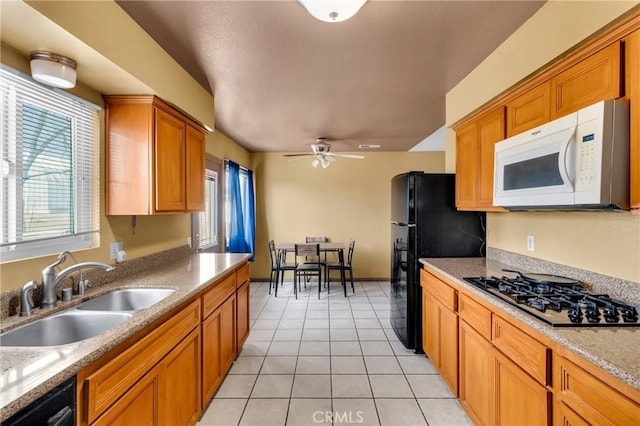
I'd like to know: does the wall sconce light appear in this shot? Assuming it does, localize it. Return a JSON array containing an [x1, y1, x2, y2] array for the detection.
[[298, 0, 368, 23], [30, 51, 77, 89]]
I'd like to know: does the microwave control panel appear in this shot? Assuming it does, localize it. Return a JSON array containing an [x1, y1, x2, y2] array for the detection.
[[574, 119, 600, 193]]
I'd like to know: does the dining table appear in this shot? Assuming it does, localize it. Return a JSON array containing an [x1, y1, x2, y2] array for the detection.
[[274, 242, 347, 297]]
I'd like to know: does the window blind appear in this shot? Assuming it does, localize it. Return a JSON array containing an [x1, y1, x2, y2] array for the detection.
[[0, 66, 100, 262]]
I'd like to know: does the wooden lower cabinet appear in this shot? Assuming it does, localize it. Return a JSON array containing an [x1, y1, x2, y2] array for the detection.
[[92, 367, 158, 426], [491, 348, 551, 426], [202, 293, 237, 408], [236, 279, 250, 349], [458, 320, 491, 426], [422, 288, 458, 395], [554, 399, 590, 426], [159, 328, 201, 426], [92, 327, 201, 426]]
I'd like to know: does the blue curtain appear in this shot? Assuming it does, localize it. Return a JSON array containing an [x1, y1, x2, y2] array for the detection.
[[226, 160, 255, 260]]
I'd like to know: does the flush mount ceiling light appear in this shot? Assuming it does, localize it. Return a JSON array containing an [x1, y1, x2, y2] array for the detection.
[[30, 51, 77, 89], [298, 0, 368, 23]]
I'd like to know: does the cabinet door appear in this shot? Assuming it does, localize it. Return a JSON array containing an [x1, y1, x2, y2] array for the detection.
[[476, 107, 505, 209], [236, 280, 250, 350], [491, 349, 550, 426], [455, 122, 479, 210], [422, 290, 438, 365], [438, 302, 458, 396], [220, 293, 237, 373], [554, 399, 590, 426], [155, 107, 186, 212], [92, 368, 159, 426], [459, 320, 491, 426], [186, 125, 206, 212], [550, 42, 622, 119], [202, 294, 237, 408], [627, 29, 640, 209], [506, 82, 551, 137], [159, 328, 201, 426]]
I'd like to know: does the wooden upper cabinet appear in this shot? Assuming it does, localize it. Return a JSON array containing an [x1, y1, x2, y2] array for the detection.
[[626, 28, 640, 209], [455, 107, 505, 211], [550, 42, 622, 119], [477, 107, 505, 209], [185, 125, 206, 212], [506, 82, 551, 137], [455, 122, 479, 210], [104, 95, 208, 215], [155, 108, 186, 212]]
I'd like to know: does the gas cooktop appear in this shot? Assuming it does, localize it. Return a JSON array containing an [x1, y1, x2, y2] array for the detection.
[[463, 270, 639, 327]]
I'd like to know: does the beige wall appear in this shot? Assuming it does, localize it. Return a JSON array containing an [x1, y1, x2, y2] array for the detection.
[[446, 1, 640, 282], [250, 152, 446, 280]]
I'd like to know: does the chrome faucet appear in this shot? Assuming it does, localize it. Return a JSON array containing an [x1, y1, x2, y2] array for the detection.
[[40, 252, 115, 309], [20, 281, 37, 316]]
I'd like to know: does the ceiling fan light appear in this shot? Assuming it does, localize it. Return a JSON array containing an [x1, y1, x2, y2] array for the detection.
[[298, 0, 368, 23], [312, 158, 320, 168], [321, 157, 330, 168], [30, 51, 77, 89]]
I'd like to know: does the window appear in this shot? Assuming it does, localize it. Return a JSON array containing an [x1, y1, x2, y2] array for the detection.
[[1, 66, 100, 262], [224, 160, 255, 259], [199, 169, 219, 249], [192, 155, 222, 253]]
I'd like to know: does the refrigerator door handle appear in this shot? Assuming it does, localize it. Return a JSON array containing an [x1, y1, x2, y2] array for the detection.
[[391, 222, 416, 227]]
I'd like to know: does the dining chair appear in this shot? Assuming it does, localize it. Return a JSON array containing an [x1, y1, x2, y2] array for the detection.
[[267, 240, 279, 295], [325, 239, 356, 296], [304, 236, 328, 285], [268, 240, 296, 297], [294, 243, 322, 299]]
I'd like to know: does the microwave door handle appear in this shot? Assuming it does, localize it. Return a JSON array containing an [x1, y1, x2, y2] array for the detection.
[[559, 126, 576, 187]]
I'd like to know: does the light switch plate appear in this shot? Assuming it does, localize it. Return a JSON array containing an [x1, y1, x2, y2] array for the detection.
[[527, 235, 535, 252], [110, 241, 123, 260]]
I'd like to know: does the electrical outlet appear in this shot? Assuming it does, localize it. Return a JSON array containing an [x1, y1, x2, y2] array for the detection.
[[110, 241, 123, 260], [527, 235, 535, 252]]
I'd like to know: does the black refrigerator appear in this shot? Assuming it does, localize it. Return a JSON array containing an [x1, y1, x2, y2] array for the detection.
[[390, 172, 485, 352]]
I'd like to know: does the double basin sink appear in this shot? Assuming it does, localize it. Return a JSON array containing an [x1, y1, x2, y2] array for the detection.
[[0, 288, 175, 347]]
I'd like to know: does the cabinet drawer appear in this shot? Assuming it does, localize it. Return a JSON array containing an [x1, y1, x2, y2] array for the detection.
[[421, 269, 456, 311], [554, 354, 640, 426], [492, 315, 549, 385], [202, 273, 236, 319], [236, 263, 250, 288], [84, 299, 200, 423], [458, 293, 491, 340]]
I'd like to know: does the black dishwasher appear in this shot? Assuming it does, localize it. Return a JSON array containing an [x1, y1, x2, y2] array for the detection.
[[2, 376, 76, 426]]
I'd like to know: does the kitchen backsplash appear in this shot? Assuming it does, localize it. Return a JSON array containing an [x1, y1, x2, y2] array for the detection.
[[487, 247, 640, 306]]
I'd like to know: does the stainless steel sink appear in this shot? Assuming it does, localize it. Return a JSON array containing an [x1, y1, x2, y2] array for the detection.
[[0, 288, 176, 347], [0, 311, 132, 347], [76, 288, 175, 312]]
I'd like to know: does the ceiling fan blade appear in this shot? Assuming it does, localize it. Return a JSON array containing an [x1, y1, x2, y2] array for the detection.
[[331, 153, 365, 159], [283, 153, 314, 157]]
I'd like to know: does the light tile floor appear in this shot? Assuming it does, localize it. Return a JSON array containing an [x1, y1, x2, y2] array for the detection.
[[198, 280, 472, 426]]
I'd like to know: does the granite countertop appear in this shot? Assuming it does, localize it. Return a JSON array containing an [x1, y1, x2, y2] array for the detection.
[[0, 252, 250, 421], [420, 257, 640, 392]]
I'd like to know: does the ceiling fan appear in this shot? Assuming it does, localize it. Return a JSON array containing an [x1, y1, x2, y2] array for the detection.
[[283, 138, 365, 168]]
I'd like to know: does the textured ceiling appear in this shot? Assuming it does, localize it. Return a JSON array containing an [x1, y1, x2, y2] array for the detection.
[[118, 1, 545, 153]]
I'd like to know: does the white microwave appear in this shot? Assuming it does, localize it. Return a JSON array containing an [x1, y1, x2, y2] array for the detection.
[[493, 99, 630, 210]]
